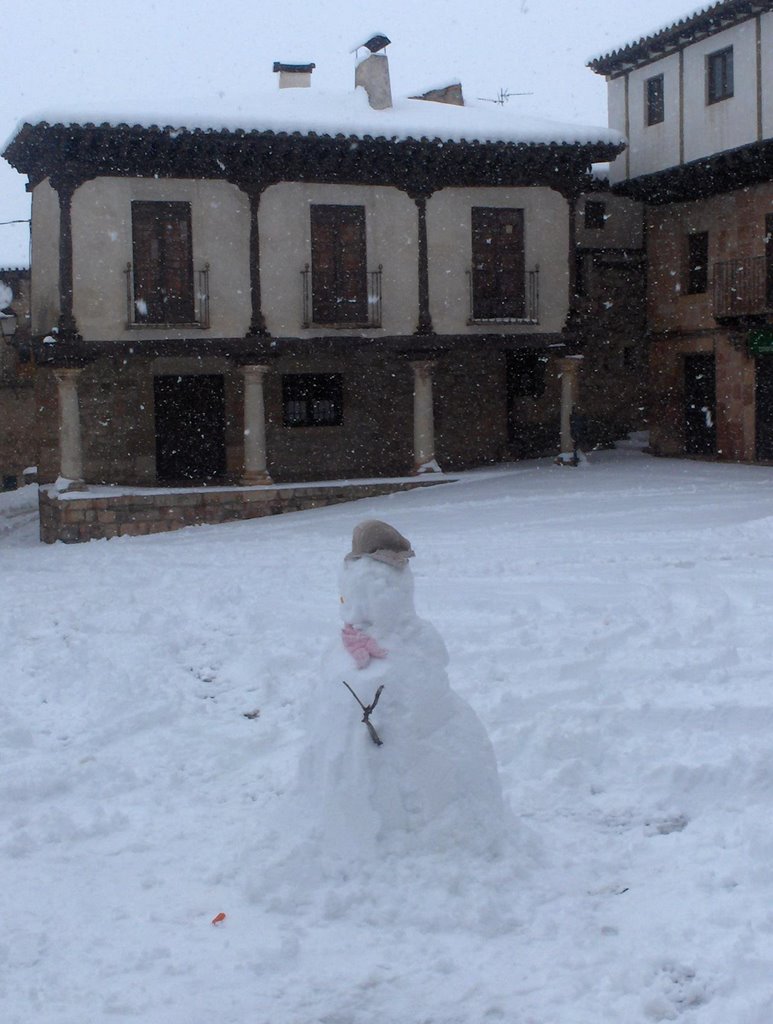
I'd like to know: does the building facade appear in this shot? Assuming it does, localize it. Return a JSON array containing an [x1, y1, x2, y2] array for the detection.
[[0, 267, 35, 489], [4, 48, 630, 503], [591, 0, 773, 462]]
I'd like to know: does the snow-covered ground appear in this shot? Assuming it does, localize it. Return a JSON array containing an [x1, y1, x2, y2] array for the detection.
[[4, 445, 773, 1023]]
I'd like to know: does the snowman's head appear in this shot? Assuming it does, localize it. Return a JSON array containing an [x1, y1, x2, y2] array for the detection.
[[339, 556, 416, 634], [345, 520, 414, 569]]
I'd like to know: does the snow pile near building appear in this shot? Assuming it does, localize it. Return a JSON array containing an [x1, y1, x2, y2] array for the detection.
[[4, 450, 773, 1022], [0, 483, 38, 541]]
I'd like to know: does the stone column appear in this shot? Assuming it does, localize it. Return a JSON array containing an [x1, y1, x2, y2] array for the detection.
[[411, 360, 441, 473], [557, 355, 583, 458], [241, 364, 273, 485], [54, 368, 86, 489]]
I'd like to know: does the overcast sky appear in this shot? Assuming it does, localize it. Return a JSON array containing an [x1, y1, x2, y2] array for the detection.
[[0, 0, 700, 266]]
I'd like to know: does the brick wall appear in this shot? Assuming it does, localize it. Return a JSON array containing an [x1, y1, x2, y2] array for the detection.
[[38, 479, 447, 543]]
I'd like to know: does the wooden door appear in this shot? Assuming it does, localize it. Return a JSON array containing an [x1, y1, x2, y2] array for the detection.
[[472, 207, 525, 320], [132, 202, 194, 324], [756, 356, 773, 461], [684, 354, 716, 455], [310, 205, 367, 324], [154, 375, 226, 482]]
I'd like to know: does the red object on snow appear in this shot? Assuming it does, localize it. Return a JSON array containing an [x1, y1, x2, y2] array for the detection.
[[211, 912, 226, 925]]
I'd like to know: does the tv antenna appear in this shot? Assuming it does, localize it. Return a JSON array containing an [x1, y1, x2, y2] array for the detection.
[[478, 87, 533, 105]]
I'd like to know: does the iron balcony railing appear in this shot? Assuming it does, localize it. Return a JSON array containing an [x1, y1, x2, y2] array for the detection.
[[125, 263, 210, 328], [466, 265, 539, 325], [713, 256, 771, 319], [301, 265, 383, 329]]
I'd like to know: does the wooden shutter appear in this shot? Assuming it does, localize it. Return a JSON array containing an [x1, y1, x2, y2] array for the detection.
[[132, 202, 194, 323], [310, 205, 367, 324], [471, 208, 525, 320]]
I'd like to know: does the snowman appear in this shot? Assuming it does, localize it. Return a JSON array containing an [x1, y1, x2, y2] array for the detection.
[[300, 520, 507, 861]]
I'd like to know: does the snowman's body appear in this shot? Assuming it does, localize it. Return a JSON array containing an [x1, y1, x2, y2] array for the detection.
[[301, 550, 506, 860]]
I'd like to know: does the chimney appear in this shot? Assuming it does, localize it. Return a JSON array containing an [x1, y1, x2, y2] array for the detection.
[[410, 83, 464, 107], [355, 34, 392, 110], [273, 62, 315, 89]]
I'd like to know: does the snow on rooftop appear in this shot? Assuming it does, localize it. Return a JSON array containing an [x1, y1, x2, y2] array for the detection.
[[13, 84, 622, 150], [588, 0, 767, 69]]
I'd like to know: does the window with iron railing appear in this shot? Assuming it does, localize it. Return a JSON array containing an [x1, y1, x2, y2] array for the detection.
[[126, 261, 210, 328], [282, 373, 343, 427], [686, 232, 709, 295], [713, 257, 770, 318], [301, 263, 382, 328], [467, 265, 539, 324]]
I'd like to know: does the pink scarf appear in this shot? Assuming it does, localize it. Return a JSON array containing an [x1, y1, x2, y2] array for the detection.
[[341, 623, 388, 669]]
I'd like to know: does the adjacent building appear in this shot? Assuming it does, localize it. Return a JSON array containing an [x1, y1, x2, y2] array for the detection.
[[591, 0, 773, 462], [0, 267, 35, 489]]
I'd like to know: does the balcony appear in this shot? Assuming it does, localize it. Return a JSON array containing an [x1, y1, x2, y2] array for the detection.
[[713, 257, 772, 320], [466, 266, 539, 325], [125, 263, 210, 329], [301, 265, 383, 329]]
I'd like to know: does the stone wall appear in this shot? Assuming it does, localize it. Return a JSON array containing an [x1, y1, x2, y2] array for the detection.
[[0, 268, 36, 488], [38, 479, 447, 544]]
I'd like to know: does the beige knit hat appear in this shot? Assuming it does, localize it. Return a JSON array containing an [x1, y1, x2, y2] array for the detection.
[[345, 520, 415, 569]]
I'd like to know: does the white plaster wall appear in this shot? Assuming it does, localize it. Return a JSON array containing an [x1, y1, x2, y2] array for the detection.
[[683, 20, 759, 163], [71, 178, 251, 341], [30, 180, 61, 335], [762, 12, 773, 140], [259, 182, 417, 336], [607, 76, 628, 184], [626, 53, 682, 179], [427, 187, 569, 334]]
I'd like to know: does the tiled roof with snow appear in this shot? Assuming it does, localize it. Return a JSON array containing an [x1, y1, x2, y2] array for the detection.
[[4, 86, 623, 153], [589, 0, 773, 77]]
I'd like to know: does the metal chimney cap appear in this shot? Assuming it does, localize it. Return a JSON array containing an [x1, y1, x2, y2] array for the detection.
[[272, 62, 316, 73], [360, 34, 391, 53]]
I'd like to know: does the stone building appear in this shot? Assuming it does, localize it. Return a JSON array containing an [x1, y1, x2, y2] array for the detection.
[[0, 267, 35, 489], [591, 0, 773, 462], [2, 41, 629, 489]]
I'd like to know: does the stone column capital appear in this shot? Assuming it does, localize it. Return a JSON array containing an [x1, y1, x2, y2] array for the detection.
[[53, 366, 84, 385], [241, 363, 272, 378], [409, 358, 436, 379]]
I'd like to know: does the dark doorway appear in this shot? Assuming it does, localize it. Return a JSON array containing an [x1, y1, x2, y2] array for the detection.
[[154, 375, 226, 483], [506, 349, 546, 446], [684, 353, 716, 455], [755, 356, 773, 461]]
